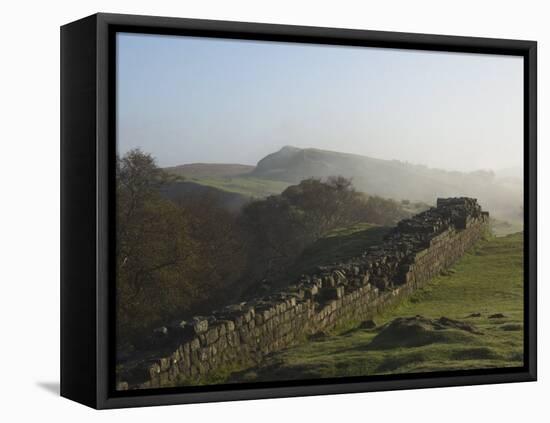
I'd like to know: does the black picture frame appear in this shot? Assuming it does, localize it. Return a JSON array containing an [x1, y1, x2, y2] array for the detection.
[[60, 12, 537, 409]]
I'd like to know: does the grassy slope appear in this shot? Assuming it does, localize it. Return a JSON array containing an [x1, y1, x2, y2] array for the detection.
[[260, 224, 392, 295], [229, 232, 524, 383], [283, 223, 391, 277], [246, 223, 392, 301], [182, 176, 291, 198]]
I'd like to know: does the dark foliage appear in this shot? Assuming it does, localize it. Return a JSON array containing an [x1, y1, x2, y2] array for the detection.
[[116, 150, 247, 348], [239, 176, 408, 284], [116, 152, 408, 349]]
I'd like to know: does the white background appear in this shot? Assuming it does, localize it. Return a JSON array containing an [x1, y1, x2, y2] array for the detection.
[[0, 0, 546, 421]]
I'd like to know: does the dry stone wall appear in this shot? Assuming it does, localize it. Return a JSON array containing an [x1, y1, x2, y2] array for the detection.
[[117, 197, 489, 390]]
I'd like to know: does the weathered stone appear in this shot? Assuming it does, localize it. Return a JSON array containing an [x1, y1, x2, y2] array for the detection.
[[192, 317, 208, 334], [198, 348, 209, 361], [303, 285, 319, 299], [243, 310, 253, 323], [205, 327, 219, 345], [119, 198, 489, 390], [148, 363, 161, 378], [318, 285, 345, 301], [198, 334, 207, 346], [190, 338, 200, 351], [323, 275, 335, 287], [159, 357, 170, 372]]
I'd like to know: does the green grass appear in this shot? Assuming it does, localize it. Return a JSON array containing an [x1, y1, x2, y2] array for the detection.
[[227, 232, 524, 383], [184, 176, 290, 198]]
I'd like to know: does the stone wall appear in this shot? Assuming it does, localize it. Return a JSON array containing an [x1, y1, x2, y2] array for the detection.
[[117, 197, 489, 390]]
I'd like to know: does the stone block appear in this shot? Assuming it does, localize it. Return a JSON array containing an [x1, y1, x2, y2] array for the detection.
[[205, 327, 219, 345], [192, 317, 209, 334], [190, 338, 200, 351]]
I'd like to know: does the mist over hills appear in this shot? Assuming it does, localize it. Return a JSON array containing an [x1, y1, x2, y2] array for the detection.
[[494, 166, 523, 182], [164, 146, 523, 223]]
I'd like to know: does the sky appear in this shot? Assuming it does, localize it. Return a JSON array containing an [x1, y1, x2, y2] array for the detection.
[[117, 32, 523, 172]]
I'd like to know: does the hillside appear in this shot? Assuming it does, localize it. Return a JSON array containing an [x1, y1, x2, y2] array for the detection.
[[228, 232, 524, 383], [251, 146, 522, 222], [173, 175, 291, 198], [163, 146, 523, 223], [160, 181, 251, 213], [244, 223, 393, 298], [163, 163, 291, 198]]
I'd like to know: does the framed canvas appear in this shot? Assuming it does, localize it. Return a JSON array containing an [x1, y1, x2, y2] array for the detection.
[[60, 13, 537, 409]]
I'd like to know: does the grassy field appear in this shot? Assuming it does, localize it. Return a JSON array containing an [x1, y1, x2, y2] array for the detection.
[[228, 232, 524, 383], [183, 176, 290, 198]]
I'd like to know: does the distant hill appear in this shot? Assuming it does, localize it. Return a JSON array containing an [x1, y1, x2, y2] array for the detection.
[[163, 146, 523, 222], [164, 163, 255, 178], [251, 146, 523, 222]]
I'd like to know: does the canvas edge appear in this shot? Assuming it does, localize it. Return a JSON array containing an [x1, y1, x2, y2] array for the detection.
[[59, 12, 537, 410], [60, 13, 99, 409]]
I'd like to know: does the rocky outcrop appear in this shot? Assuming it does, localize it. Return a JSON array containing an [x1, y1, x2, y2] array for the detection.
[[117, 197, 489, 390]]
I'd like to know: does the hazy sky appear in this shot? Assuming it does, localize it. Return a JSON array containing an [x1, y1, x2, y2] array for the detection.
[[117, 32, 523, 172]]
